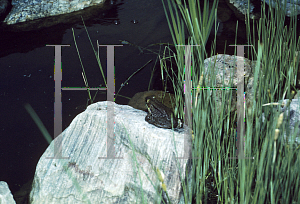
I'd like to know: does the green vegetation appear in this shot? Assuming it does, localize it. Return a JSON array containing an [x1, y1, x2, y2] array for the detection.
[[162, 0, 300, 203]]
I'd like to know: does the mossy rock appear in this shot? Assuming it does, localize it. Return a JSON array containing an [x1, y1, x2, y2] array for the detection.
[[128, 90, 176, 111]]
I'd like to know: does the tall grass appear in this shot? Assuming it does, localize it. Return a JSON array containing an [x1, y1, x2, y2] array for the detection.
[[163, 0, 300, 203]]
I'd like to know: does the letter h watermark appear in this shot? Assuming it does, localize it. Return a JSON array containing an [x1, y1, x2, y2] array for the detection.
[[46, 44, 123, 159]]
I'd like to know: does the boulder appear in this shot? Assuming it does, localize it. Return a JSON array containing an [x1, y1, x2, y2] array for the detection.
[[30, 101, 192, 204], [3, 0, 106, 30], [4, 0, 105, 24], [202, 54, 263, 114]]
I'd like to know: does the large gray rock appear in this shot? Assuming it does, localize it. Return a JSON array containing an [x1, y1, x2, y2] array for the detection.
[[4, 0, 105, 25], [0, 181, 16, 204], [203, 54, 262, 113], [30, 101, 192, 204]]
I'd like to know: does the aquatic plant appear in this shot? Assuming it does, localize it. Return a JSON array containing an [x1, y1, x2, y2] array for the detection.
[[162, 0, 300, 203]]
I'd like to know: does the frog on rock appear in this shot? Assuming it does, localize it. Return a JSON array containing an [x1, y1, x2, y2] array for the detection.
[[145, 95, 180, 129]]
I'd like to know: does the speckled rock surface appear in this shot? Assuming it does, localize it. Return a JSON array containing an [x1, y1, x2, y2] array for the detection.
[[203, 54, 263, 113], [264, 0, 300, 17], [226, 0, 300, 20], [4, 0, 105, 25], [226, 0, 257, 20]]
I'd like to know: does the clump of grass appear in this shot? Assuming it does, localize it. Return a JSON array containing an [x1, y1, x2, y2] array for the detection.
[[163, 0, 300, 203]]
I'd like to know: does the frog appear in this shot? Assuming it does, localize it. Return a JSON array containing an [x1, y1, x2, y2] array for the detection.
[[145, 95, 181, 129]]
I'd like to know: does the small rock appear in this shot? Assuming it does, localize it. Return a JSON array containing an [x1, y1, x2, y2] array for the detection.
[[0, 181, 16, 204], [128, 90, 176, 111]]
